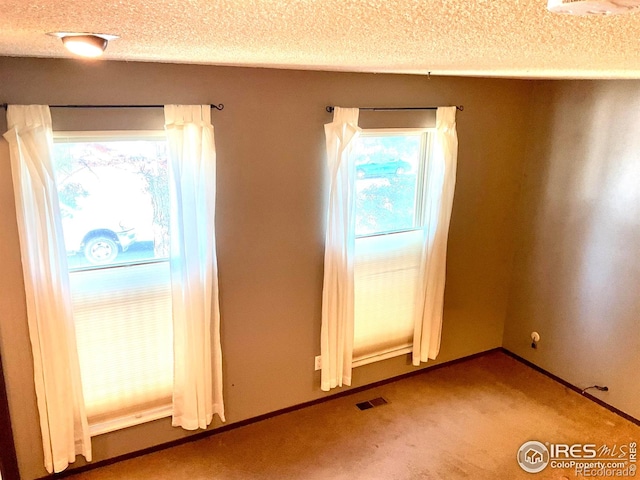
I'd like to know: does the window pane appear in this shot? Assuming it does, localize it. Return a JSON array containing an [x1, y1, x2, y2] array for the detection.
[[53, 138, 169, 269], [353, 134, 422, 237]]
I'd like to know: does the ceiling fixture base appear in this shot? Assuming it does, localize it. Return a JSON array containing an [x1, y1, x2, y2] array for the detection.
[[548, 0, 640, 15], [48, 32, 118, 58]]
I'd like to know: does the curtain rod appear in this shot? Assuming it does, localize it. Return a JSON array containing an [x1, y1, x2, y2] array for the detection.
[[0, 103, 224, 111], [325, 105, 463, 113]]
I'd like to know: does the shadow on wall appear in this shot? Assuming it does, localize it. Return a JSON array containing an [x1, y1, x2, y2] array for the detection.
[[1, 346, 20, 480], [506, 80, 640, 417]]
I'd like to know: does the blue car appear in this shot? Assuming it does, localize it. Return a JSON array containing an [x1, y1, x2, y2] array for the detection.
[[356, 159, 411, 179]]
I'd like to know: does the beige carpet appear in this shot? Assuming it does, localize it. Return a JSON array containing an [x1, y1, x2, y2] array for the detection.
[[68, 352, 639, 480]]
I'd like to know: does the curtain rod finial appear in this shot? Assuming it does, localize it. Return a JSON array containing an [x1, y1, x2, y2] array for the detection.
[[326, 106, 334, 113]]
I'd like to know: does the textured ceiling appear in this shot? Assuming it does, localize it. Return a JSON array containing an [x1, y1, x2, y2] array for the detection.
[[1, 0, 640, 78]]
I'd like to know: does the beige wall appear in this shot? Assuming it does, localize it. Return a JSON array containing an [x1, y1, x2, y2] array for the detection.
[[0, 57, 532, 479], [504, 80, 640, 419]]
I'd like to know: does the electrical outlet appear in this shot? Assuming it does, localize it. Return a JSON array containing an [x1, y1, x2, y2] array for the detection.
[[315, 355, 322, 371], [531, 331, 541, 349]]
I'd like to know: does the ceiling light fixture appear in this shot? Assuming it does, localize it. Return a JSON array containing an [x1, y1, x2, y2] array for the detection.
[[48, 32, 119, 58], [62, 35, 107, 57], [547, 0, 640, 15]]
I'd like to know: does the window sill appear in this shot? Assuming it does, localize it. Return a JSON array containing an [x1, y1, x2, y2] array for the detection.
[[89, 404, 172, 437], [352, 345, 412, 368]]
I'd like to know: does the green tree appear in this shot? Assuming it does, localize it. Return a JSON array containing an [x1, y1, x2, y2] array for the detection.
[[130, 148, 170, 257]]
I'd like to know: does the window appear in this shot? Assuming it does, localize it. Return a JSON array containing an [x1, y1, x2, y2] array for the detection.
[[53, 132, 173, 434], [352, 129, 432, 365]]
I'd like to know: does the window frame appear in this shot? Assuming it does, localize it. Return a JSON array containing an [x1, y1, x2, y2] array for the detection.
[[52, 130, 174, 436], [352, 127, 434, 368]]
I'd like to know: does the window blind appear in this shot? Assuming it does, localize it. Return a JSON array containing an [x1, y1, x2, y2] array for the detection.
[[69, 261, 173, 430], [353, 229, 423, 362]]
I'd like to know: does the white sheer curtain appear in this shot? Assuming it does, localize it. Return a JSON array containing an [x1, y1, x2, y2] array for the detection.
[[3, 105, 91, 473], [164, 105, 225, 429], [321, 107, 361, 391], [412, 106, 458, 365]]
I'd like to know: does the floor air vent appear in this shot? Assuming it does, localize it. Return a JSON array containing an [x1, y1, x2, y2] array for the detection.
[[356, 397, 388, 410]]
